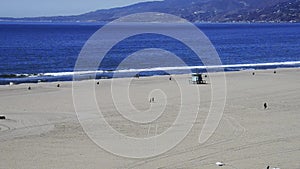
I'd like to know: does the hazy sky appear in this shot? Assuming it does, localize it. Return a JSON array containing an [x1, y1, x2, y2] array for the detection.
[[0, 0, 160, 18]]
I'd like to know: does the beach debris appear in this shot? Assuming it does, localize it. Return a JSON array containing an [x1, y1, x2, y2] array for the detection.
[[152, 97, 155, 102], [216, 162, 225, 166], [267, 166, 280, 169], [28, 86, 31, 90], [274, 71, 277, 74], [204, 74, 208, 78], [252, 72, 255, 75], [264, 102, 268, 109], [0, 115, 6, 120], [57, 84, 60, 88], [9, 82, 14, 86], [96, 81, 100, 85], [169, 76, 172, 81]]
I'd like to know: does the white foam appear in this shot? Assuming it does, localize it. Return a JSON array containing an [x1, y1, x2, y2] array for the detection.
[[110, 60, 300, 73], [43, 70, 104, 77], [43, 61, 300, 77]]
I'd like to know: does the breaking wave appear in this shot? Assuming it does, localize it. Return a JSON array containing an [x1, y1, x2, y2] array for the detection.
[[1, 61, 300, 85]]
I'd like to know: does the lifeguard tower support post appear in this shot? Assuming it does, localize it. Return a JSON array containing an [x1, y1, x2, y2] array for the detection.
[[190, 73, 206, 84]]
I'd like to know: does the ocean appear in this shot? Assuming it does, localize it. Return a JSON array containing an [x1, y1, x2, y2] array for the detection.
[[0, 22, 299, 85]]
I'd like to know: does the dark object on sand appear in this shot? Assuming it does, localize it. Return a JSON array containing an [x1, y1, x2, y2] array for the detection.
[[28, 86, 31, 90], [152, 97, 155, 102], [191, 73, 206, 84], [135, 74, 140, 78], [216, 162, 225, 166], [96, 82, 100, 85], [204, 75, 208, 78], [252, 72, 255, 75], [57, 84, 60, 88], [274, 71, 277, 74], [267, 166, 270, 169], [264, 102, 268, 109], [169, 77, 172, 81], [0, 116, 6, 120]]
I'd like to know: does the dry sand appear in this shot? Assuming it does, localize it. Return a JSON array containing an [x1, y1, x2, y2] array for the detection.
[[0, 68, 299, 169]]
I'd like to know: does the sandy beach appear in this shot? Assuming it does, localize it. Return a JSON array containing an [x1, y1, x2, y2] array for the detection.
[[0, 68, 299, 169]]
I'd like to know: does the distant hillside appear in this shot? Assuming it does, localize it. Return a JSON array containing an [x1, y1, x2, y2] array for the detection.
[[0, 0, 299, 23], [221, 0, 300, 22]]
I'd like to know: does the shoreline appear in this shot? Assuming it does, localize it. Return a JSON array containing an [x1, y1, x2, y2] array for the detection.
[[1, 67, 299, 86]]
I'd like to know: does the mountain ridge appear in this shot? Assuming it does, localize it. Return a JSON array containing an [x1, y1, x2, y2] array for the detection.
[[0, 0, 299, 23]]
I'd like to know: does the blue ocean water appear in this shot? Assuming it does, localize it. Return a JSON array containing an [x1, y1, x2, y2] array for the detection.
[[0, 22, 299, 84]]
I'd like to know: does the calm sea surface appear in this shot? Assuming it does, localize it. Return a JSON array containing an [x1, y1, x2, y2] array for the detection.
[[0, 22, 299, 84]]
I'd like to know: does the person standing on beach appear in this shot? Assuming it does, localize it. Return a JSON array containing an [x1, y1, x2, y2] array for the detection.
[[264, 102, 268, 109]]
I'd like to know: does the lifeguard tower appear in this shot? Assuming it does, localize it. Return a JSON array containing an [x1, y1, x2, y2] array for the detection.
[[190, 73, 206, 84]]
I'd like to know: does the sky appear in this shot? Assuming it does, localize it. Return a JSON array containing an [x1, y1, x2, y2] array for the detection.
[[0, 0, 160, 18]]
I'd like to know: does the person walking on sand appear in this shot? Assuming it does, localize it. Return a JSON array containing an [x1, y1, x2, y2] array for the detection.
[[264, 102, 268, 109]]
